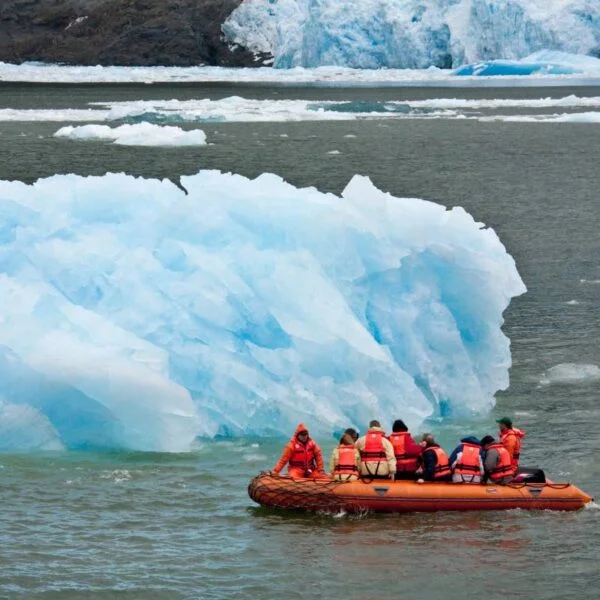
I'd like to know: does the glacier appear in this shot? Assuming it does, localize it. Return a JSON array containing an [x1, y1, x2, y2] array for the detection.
[[223, 0, 600, 69], [0, 171, 525, 452]]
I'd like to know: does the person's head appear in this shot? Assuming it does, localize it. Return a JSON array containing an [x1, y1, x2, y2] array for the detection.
[[480, 435, 495, 448], [339, 432, 355, 445], [421, 433, 435, 446], [392, 419, 408, 433], [343, 427, 359, 443], [295, 424, 309, 443], [496, 417, 512, 433], [369, 419, 381, 429]]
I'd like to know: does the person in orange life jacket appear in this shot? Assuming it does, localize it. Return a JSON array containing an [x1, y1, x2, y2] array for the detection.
[[387, 419, 422, 480], [271, 423, 326, 479], [330, 430, 362, 482], [480, 435, 515, 484], [354, 420, 396, 480], [496, 417, 525, 469], [448, 436, 484, 483], [418, 434, 452, 482]]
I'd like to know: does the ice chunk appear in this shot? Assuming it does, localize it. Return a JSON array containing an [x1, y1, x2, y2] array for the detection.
[[455, 51, 600, 76], [54, 123, 207, 146], [539, 363, 600, 386], [0, 170, 525, 451]]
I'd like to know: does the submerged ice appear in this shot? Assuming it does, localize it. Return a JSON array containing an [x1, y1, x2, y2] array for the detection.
[[223, 0, 600, 69], [0, 171, 525, 452]]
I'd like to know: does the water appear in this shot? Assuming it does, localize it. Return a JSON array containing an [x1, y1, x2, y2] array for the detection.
[[1, 81, 599, 599]]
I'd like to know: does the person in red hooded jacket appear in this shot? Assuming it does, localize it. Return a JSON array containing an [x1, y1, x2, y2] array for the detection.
[[271, 423, 326, 479], [496, 417, 526, 469]]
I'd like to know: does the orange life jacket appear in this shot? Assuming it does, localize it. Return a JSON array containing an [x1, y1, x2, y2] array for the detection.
[[488, 443, 515, 481], [360, 430, 387, 463], [334, 445, 358, 477], [388, 432, 419, 472], [500, 429, 523, 467], [453, 442, 482, 477], [424, 445, 452, 479], [289, 439, 316, 472]]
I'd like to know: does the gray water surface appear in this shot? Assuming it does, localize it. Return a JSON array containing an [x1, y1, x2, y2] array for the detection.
[[0, 82, 599, 599]]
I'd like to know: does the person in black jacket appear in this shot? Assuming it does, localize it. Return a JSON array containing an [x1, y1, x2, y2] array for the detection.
[[418, 434, 452, 482]]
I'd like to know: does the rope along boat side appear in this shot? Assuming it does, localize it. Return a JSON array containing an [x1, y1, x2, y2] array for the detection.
[[248, 473, 593, 513]]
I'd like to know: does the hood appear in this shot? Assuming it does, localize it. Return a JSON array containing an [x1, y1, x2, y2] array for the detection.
[[292, 423, 310, 440], [461, 436, 481, 445], [512, 427, 526, 439]]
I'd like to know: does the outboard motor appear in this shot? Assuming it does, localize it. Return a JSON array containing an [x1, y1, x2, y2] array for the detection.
[[512, 467, 546, 484]]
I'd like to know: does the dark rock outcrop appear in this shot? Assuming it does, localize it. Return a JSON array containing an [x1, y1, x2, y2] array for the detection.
[[0, 0, 269, 66]]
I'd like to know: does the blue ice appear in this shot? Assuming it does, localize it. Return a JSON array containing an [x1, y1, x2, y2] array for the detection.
[[223, 1, 600, 69], [455, 51, 600, 77], [0, 171, 525, 451]]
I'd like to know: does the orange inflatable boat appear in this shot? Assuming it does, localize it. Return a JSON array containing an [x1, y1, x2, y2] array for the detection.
[[248, 473, 593, 513]]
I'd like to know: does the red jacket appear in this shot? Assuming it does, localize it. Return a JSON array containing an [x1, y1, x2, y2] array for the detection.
[[387, 432, 422, 473], [272, 423, 324, 475]]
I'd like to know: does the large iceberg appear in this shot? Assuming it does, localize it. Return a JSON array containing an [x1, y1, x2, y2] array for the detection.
[[223, 0, 600, 69], [0, 171, 525, 452]]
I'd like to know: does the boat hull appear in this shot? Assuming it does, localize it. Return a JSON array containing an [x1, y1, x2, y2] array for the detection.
[[248, 473, 593, 513]]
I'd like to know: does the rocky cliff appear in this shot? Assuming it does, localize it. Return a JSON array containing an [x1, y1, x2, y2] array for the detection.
[[0, 0, 266, 66]]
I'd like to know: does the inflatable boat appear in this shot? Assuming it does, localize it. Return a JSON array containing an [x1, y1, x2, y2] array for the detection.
[[248, 472, 593, 513]]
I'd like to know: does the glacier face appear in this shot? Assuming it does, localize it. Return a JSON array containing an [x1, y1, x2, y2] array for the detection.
[[0, 171, 525, 452], [223, 0, 600, 69]]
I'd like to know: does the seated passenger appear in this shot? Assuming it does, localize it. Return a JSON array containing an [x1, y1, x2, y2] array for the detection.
[[355, 420, 396, 480], [449, 436, 484, 483], [330, 431, 362, 482], [387, 419, 422, 480], [419, 434, 452, 482], [480, 435, 515, 484], [271, 423, 326, 479]]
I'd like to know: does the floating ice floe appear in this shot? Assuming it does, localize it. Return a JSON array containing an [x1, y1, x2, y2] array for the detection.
[[54, 123, 207, 147], [539, 363, 600, 386], [2, 95, 600, 125], [0, 170, 525, 451], [455, 51, 600, 77]]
